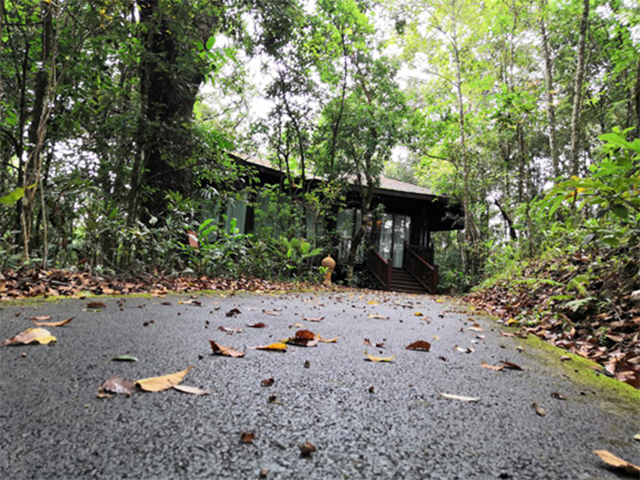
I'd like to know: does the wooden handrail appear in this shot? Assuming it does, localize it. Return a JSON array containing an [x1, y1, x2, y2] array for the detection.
[[404, 245, 438, 294], [406, 247, 435, 271], [365, 248, 392, 290]]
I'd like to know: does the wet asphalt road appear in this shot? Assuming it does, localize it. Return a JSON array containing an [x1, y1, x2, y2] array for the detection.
[[0, 291, 638, 480]]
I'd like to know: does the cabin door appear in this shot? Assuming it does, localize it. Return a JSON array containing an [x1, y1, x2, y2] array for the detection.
[[377, 214, 411, 268]]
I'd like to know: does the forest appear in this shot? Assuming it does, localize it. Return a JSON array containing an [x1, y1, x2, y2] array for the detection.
[[1, 0, 639, 363]]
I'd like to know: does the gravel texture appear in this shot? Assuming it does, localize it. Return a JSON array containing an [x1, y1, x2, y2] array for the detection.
[[0, 291, 638, 480]]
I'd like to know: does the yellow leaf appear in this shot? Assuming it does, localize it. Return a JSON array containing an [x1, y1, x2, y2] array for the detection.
[[414, 312, 423, 317], [1, 328, 57, 347], [367, 300, 379, 305], [136, 366, 194, 392], [317, 334, 338, 343], [251, 342, 288, 352], [506, 318, 519, 326], [364, 351, 396, 362], [436, 299, 444, 303], [593, 450, 640, 475]]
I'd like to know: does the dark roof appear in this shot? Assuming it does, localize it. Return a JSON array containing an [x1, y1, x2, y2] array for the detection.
[[231, 152, 436, 197]]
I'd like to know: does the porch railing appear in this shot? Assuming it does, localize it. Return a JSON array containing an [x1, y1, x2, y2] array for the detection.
[[365, 248, 392, 290], [404, 244, 438, 294]]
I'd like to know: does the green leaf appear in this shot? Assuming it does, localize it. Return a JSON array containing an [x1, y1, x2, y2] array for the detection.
[[0, 188, 25, 205], [112, 355, 138, 362], [610, 204, 628, 219], [205, 36, 215, 51]]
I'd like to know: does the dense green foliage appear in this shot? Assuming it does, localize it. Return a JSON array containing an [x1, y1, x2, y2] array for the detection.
[[1, 0, 638, 290]]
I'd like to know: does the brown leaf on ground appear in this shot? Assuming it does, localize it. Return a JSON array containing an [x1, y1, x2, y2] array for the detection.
[[136, 366, 194, 392], [261, 378, 275, 387], [251, 342, 288, 352], [87, 302, 106, 309], [499, 331, 516, 337], [247, 322, 267, 328], [406, 341, 431, 352], [500, 360, 524, 371], [1, 327, 57, 347], [286, 330, 319, 347], [29, 315, 51, 321], [262, 310, 281, 316], [551, 392, 566, 400], [172, 385, 210, 395], [481, 361, 504, 371], [303, 316, 324, 322], [240, 432, 255, 444], [226, 308, 241, 317], [209, 341, 245, 358], [560, 355, 572, 361], [99, 375, 136, 397], [532, 402, 546, 416], [299, 442, 316, 457], [364, 339, 372, 346], [468, 323, 483, 332], [32, 317, 74, 327], [593, 450, 640, 474], [368, 314, 389, 320]]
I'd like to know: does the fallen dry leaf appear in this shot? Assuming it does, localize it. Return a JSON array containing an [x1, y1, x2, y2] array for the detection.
[[560, 356, 572, 362], [469, 323, 483, 332], [251, 342, 288, 352], [99, 375, 136, 397], [364, 351, 397, 362], [29, 315, 51, 321], [87, 302, 106, 309], [593, 450, 640, 474], [226, 308, 241, 317], [286, 330, 319, 347], [241, 432, 255, 444], [433, 334, 441, 341], [262, 310, 281, 316], [209, 341, 245, 358], [367, 300, 379, 306], [364, 338, 372, 346], [368, 314, 389, 320], [32, 317, 74, 327], [261, 378, 275, 387], [136, 366, 194, 392], [454, 345, 474, 354], [317, 334, 338, 343], [499, 331, 516, 338], [550, 392, 566, 400], [481, 361, 504, 371], [414, 312, 423, 317], [532, 402, 546, 417], [247, 322, 267, 328], [438, 392, 480, 402], [218, 326, 243, 334], [499, 360, 524, 371], [172, 385, 210, 395], [303, 316, 324, 322], [1, 328, 57, 347], [406, 341, 431, 352], [299, 442, 316, 457]]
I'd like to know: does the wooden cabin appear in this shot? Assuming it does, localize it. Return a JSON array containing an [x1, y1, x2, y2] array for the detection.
[[222, 153, 463, 294]]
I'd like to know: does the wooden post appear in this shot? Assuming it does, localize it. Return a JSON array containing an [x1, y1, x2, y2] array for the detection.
[[386, 255, 393, 290]]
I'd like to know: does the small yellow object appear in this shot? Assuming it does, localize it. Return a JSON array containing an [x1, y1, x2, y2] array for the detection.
[[364, 351, 397, 363], [317, 334, 338, 343], [321, 254, 336, 285], [136, 366, 194, 392]]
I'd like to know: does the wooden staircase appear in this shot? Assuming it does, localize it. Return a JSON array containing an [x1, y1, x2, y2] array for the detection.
[[389, 267, 428, 294], [364, 246, 438, 294]]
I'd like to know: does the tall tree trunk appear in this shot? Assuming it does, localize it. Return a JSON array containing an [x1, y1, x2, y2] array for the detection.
[[539, 1, 559, 179], [135, 0, 209, 222], [569, 0, 590, 176], [634, 55, 640, 139], [22, 0, 54, 262]]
